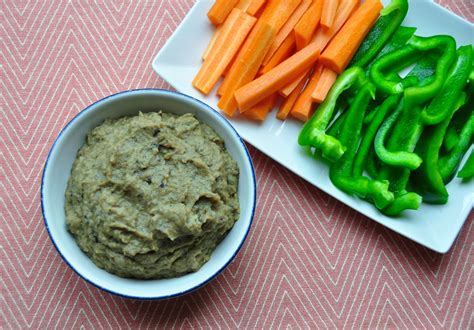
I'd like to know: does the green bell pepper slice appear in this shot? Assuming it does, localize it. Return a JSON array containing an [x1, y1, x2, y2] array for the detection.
[[299, 67, 375, 162], [421, 45, 473, 125], [369, 35, 456, 102], [329, 86, 394, 209], [350, 0, 409, 68], [411, 93, 467, 204]]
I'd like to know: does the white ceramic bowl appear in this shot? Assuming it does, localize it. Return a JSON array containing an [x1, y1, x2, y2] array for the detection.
[[41, 89, 257, 299]]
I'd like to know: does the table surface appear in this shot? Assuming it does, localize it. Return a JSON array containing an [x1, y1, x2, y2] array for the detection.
[[2, 0, 473, 328]]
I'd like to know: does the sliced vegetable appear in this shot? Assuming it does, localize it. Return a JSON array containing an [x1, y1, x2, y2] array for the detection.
[[217, 22, 276, 116], [311, 67, 337, 103], [291, 65, 323, 121], [411, 92, 467, 204], [329, 85, 394, 210], [243, 94, 279, 121], [247, 0, 268, 16], [235, 41, 321, 112], [207, 0, 240, 25], [280, 0, 359, 96], [321, 0, 339, 29], [259, 0, 303, 33], [276, 72, 309, 120], [202, 25, 222, 60], [260, 34, 296, 75], [193, 9, 257, 95], [421, 45, 473, 125], [294, 0, 323, 50], [263, 0, 312, 65], [298, 67, 373, 162], [369, 35, 456, 100], [349, 0, 409, 68], [320, 0, 383, 74]]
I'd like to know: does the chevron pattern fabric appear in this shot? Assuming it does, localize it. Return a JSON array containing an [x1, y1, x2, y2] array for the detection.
[[1, 0, 473, 328]]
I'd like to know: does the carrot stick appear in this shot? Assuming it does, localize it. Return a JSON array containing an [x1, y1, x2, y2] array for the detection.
[[193, 9, 257, 95], [236, 0, 252, 11], [235, 41, 321, 112], [294, 0, 323, 50], [276, 72, 309, 120], [279, 0, 359, 95], [311, 0, 359, 48], [290, 64, 323, 121], [311, 67, 337, 102], [260, 34, 296, 75], [262, 0, 312, 65], [217, 22, 276, 116], [279, 71, 307, 97], [259, 0, 303, 33], [208, 0, 240, 25], [320, 0, 383, 73], [243, 94, 279, 121], [237, 0, 267, 16], [202, 26, 222, 61], [321, 0, 339, 29]]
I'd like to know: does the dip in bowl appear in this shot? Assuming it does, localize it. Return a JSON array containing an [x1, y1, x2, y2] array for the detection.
[[41, 89, 256, 299]]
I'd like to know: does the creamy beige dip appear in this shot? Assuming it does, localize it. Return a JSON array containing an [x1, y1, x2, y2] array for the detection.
[[65, 112, 240, 279]]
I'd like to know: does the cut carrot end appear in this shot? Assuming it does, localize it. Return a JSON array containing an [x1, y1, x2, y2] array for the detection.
[[320, 0, 339, 29], [207, 0, 240, 25], [243, 94, 279, 121], [294, 0, 324, 50], [311, 67, 337, 102]]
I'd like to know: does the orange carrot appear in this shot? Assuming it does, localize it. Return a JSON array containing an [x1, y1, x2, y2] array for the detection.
[[193, 9, 257, 95], [217, 22, 276, 116], [276, 72, 309, 120], [321, 0, 339, 29], [279, 71, 307, 97], [311, 67, 337, 102], [202, 26, 222, 61], [236, 0, 252, 11], [294, 0, 323, 50], [260, 34, 295, 75], [235, 41, 321, 112], [279, 0, 359, 95], [236, 0, 267, 16], [320, 0, 383, 73], [291, 64, 323, 121], [311, 0, 359, 48], [208, 0, 240, 25], [259, 0, 303, 33], [262, 0, 312, 65], [243, 94, 279, 121]]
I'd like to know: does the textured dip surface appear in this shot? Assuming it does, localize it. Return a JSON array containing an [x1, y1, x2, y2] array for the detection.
[[65, 112, 240, 279]]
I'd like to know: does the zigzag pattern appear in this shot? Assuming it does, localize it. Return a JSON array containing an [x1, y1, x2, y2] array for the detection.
[[1, 0, 473, 328]]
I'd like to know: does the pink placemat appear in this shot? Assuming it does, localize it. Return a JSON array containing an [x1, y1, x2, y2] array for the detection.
[[1, 1, 473, 328]]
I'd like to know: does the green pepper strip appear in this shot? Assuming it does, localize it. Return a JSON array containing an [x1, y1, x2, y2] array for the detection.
[[350, 0, 409, 68], [354, 94, 401, 177], [421, 46, 473, 125], [382, 191, 422, 216], [457, 151, 474, 180], [411, 92, 467, 204], [438, 110, 474, 183], [299, 67, 375, 162], [374, 99, 423, 170], [366, 26, 417, 72], [369, 35, 456, 99], [329, 86, 394, 210]]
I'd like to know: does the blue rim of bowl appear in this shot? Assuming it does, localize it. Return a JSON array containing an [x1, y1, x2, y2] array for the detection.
[[40, 88, 257, 300]]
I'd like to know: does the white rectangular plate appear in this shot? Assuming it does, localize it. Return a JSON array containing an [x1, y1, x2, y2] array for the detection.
[[153, 0, 473, 253]]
